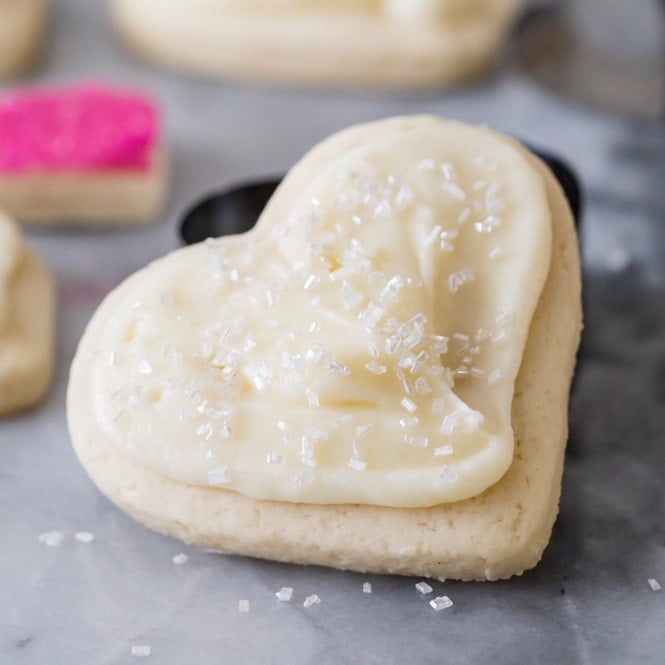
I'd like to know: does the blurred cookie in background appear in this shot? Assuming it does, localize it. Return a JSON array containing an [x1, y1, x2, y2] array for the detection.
[[110, 0, 521, 89], [0, 82, 167, 226], [0, 0, 47, 78], [0, 211, 54, 415]]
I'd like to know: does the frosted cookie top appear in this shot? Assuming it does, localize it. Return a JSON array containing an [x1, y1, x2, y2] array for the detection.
[[83, 117, 552, 508], [0, 83, 159, 174], [0, 212, 23, 331]]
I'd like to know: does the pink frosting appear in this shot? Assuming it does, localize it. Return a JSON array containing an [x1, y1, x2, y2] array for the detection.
[[0, 83, 159, 174]]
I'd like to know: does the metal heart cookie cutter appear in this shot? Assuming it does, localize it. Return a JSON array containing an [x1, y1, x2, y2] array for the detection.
[[179, 145, 582, 245]]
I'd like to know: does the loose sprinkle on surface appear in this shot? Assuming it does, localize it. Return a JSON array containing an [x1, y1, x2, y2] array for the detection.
[[75, 531, 95, 544], [648, 578, 661, 591], [238, 600, 250, 613], [415, 581, 433, 594], [172, 553, 188, 565], [429, 596, 454, 611], [131, 645, 151, 658], [38, 531, 64, 548], [303, 594, 322, 608], [276, 587, 294, 602], [363, 582, 373, 594]]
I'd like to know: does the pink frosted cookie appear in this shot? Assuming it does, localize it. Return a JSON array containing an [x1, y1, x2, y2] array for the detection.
[[0, 83, 167, 225], [0, 0, 46, 78]]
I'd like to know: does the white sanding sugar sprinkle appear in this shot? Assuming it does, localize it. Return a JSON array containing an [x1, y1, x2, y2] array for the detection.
[[276, 587, 294, 602], [238, 600, 250, 613], [415, 581, 433, 595], [131, 645, 151, 658], [648, 578, 661, 591], [172, 553, 188, 565], [429, 596, 454, 611], [207, 467, 230, 485], [363, 582, 372, 594], [303, 594, 321, 608], [74, 531, 95, 544], [38, 531, 64, 548]]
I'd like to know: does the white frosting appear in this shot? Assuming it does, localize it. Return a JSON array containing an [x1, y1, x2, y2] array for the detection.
[[0, 212, 23, 332], [86, 120, 551, 507]]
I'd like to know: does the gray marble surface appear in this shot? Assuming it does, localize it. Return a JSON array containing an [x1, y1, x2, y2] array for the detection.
[[1, 1, 664, 663]]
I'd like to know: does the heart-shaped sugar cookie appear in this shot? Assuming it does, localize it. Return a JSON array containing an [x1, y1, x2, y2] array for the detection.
[[69, 116, 581, 580]]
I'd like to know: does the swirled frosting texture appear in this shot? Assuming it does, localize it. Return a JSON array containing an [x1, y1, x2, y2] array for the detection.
[[0, 83, 158, 174], [84, 118, 551, 507]]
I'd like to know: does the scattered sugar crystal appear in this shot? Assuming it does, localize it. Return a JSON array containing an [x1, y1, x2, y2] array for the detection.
[[359, 302, 386, 332], [385, 335, 402, 355], [404, 435, 429, 448], [348, 458, 367, 472], [218, 426, 232, 440], [365, 361, 387, 375], [75, 531, 95, 544], [276, 587, 294, 602], [399, 417, 419, 428], [448, 268, 475, 294], [488, 369, 504, 385], [334, 413, 353, 427], [489, 246, 503, 260], [208, 468, 230, 485], [266, 453, 285, 465], [305, 389, 320, 408], [418, 158, 436, 171], [401, 397, 417, 413], [441, 182, 467, 201], [440, 415, 458, 434], [238, 600, 250, 613], [303, 594, 321, 608], [434, 445, 454, 457], [131, 645, 151, 658], [355, 424, 374, 438], [648, 578, 661, 591], [440, 162, 455, 180], [363, 582, 373, 594], [137, 359, 153, 376], [415, 581, 433, 594], [432, 398, 445, 414], [295, 471, 315, 486], [440, 465, 458, 482], [458, 207, 471, 224], [172, 553, 188, 565], [424, 225, 443, 248], [430, 596, 453, 611], [39, 531, 64, 547], [415, 378, 432, 395], [395, 185, 414, 209], [277, 420, 290, 432]]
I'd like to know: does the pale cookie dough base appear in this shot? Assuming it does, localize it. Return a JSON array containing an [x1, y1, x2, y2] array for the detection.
[[0, 0, 46, 78], [0, 250, 55, 415], [110, 0, 519, 88], [0, 151, 167, 225], [69, 122, 581, 582]]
